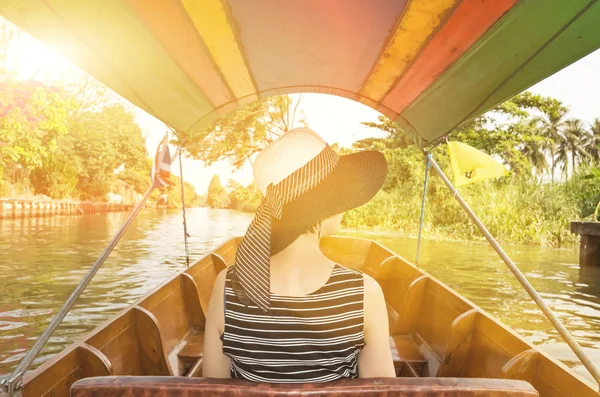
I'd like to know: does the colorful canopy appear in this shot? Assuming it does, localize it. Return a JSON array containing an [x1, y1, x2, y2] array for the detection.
[[2, 0, 599, 145]]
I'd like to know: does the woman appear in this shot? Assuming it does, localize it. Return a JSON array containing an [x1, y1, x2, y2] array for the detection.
[[203, 127, 395, 382]]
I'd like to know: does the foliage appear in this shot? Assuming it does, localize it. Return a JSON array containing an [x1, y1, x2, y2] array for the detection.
[[0, 76, 151, 200], [360, 115, 413, 150], [227, 180, 262, 212], [341, 91, 600, 247], [206, 175, 228, 209], [66, 105, 148, 199], [0, 79, 74, 194], [176, 95, 306, 168], [151, 174, 203, 208]]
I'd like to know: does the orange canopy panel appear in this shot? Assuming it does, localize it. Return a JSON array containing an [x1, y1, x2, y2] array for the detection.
[[2, 0, 600, 145]]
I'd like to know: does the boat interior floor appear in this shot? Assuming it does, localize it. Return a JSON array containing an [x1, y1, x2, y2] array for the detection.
[[70, 376, 539, 397]]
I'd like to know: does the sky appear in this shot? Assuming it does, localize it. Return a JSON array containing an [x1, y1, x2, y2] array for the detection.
[[4, 18, 600, 194]]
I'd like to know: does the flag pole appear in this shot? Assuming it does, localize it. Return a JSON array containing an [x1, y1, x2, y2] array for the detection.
[[426, 152, 600, 389], [415, 154, 431, 266], [1, 185, 155, 396], [178, 151, 191, 268]]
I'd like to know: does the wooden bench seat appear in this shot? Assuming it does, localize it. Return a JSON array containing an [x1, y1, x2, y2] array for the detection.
[[177, 333, 205, 367], [71, 376, 539, 396], [390, 335, 428, 377]]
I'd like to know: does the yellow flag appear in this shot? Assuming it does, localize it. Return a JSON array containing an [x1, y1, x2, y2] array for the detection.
[[447, 141, 507, 186]]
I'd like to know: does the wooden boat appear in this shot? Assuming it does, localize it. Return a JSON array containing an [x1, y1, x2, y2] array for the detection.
[[8, 236, 596, 397]]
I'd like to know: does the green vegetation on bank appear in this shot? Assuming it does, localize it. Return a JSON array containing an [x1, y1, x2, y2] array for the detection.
[[0, 21, 201, 207], [195, 93, 600, 247], [0, 76, 201, 207]]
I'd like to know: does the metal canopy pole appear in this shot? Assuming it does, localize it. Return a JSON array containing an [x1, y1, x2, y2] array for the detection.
[[1, 185, 155, 397], [426, 153, 600, 390], [415, 155, 431, 266], [178, 151, 191, 268]]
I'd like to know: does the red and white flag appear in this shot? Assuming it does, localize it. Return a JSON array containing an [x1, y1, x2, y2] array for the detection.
[[151, 132, 174, 188]]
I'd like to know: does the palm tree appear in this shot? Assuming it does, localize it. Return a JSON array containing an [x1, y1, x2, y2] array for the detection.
[[534, 105, 568, 182], [520, 120, 549, 176], [522, 138, 549, 176], [587, 118, 600, 163], [556, 119, 590, 179]]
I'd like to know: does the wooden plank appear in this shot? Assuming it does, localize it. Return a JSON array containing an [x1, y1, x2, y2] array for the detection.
[[393, 275, 428, 335], [186, 258, 219, 315], [415, 281, 470, 358], [501, 349, 539, 382], [533, 352, 599, 397], [364, 241, 395, 272], [22, 349, 79, 397], [214, 240, 239, 266], [319, 236, 372, 269], [177, 333, 205, 366], [138, 276, 190, 354], [38, 367, 81, 397], [580, 235, 600, 267], [437, 309, 477, 377], [571, 221, 600, 236], [132, 307, 172, 376], [77, 344, 112, 377], [464, 314, 529, 378], [186, 358, 203, 377], [211, 253, 227, 274], [181, 273, 206, 330], [91, 324, 140, 375], [85, 310, 134, 351]]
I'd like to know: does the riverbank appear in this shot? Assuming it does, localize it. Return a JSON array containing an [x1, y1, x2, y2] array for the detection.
[[0, 198, 132, 219]]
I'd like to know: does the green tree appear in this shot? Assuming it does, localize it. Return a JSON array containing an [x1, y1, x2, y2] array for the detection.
[[206, 175, 227, 208], [533, 104, 568, 181], [227, 181, 262, 212], [64, 105, 148, 200], [586, 118, 600, 163], [360, 115, 412, 150], [0, 79, 74, 194], [151, 175, 202, 208], [557, 119, 590, 179], [176, 95, 306, 168]]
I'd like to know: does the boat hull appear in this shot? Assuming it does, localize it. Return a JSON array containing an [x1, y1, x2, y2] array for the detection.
[[3, 236, 596, 397]]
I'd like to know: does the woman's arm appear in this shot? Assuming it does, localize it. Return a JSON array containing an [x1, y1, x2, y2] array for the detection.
[[357, 274, 396, 378], [202, 269, 231, 378]]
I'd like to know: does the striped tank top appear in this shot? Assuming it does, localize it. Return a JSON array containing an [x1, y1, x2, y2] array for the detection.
[[221, 264, 365, 383]]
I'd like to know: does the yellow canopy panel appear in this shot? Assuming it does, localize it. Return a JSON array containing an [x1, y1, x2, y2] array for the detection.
[[2, 0, 600, 145]]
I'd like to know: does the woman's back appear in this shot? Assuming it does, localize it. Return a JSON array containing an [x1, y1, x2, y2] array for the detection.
[[221, 264, 365, 383]]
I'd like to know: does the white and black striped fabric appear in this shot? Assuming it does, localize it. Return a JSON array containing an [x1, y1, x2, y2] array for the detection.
[[222, 264, 365, 383], [231, 145, 340, 312]]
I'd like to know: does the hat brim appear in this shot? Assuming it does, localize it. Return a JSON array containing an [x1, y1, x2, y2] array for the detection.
[[270, 150, 388, 255]]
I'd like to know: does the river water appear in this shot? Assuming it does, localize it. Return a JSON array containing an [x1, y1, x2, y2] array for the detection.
[[1, 208, 599, 384]]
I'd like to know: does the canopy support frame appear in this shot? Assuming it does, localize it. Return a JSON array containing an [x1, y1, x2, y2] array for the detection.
[[426, 152, 600, 391], [415, 154, 431, 267], [178, 151, 191, 268]]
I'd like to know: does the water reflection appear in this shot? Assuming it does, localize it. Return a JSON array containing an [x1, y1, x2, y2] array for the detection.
[[0, 208, 252, 372], [344, 231, 600, 383], [1, 211, 599, 385]]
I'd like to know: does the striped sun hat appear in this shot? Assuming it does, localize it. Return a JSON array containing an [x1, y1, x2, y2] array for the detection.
[[231, 127, 388, 312]]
